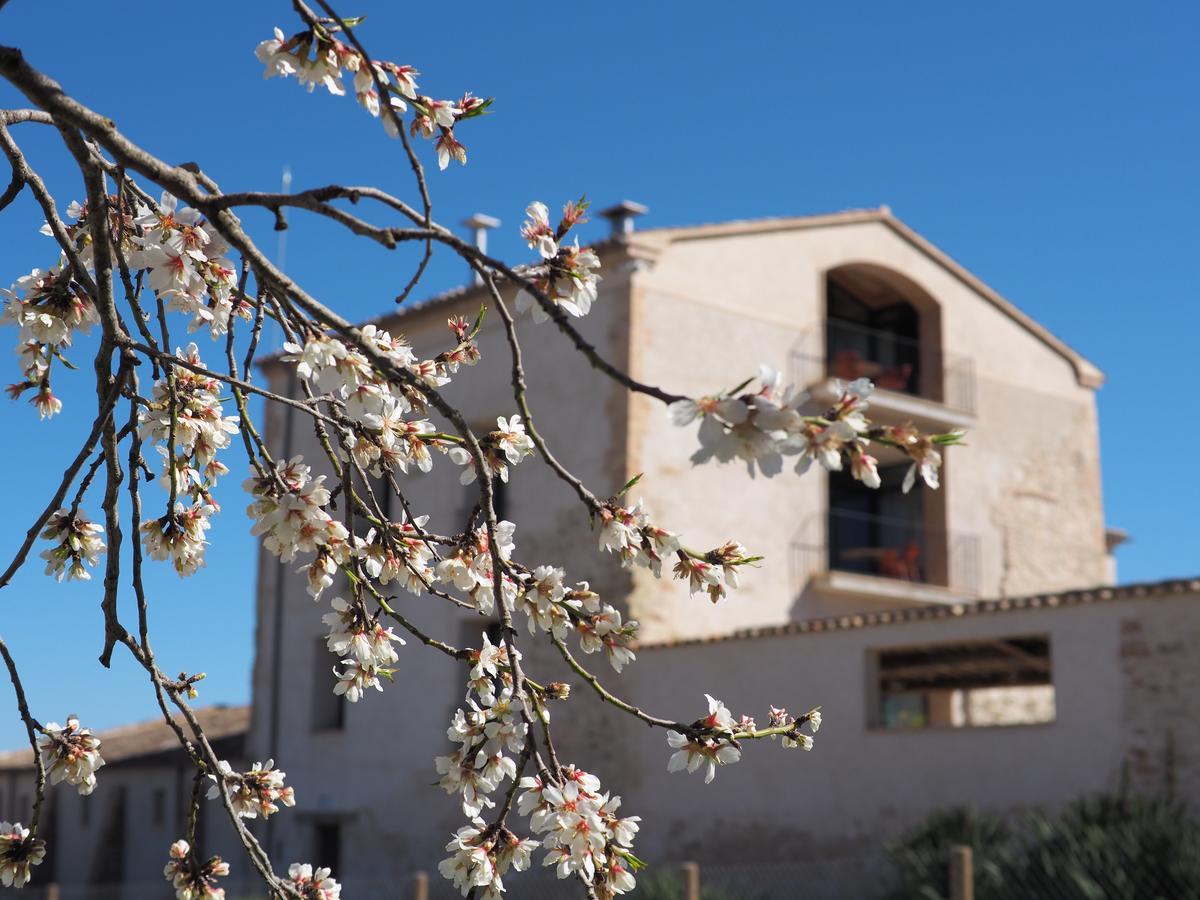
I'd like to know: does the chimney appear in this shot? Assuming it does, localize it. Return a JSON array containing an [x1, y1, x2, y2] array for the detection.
[[599, 200, 648, 237], [462, 213, 500, 285]]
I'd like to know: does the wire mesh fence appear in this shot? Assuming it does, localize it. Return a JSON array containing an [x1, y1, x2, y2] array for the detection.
[[15, 837, 1200, 899]]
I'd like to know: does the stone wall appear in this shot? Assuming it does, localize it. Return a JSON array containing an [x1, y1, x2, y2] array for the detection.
[[1119, 597, 1200, 807]]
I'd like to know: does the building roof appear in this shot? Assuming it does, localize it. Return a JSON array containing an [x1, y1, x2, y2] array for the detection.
[[299, 207, 1101, 388], [639, 577, 1200, 650], [0, 705, 249, 771], [633, 208, 1104, 389]]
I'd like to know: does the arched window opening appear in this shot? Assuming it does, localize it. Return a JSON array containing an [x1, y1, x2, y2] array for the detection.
[[825, 266, 944, 402]]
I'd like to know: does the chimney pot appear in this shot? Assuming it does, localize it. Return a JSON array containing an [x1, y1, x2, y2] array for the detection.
[[462, 213, 501, 284], [599, 200, 648, 237]]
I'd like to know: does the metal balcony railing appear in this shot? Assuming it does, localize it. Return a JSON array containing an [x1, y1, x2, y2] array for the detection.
[[789, 319, 976, 414], [792, 510, 980, 595]]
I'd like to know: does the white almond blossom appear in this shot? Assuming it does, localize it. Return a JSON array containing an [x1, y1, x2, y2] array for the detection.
[[141, 502, 216, 577], [438, 818, 539, 899], [433, 521, 518, 615], [255, 24, 475, 168], [332, 659, 385, 703], [322, 596, 403, 668], [39, 716, 104, 795], [285, 862, 341, 900], [448, 414, 534, 485], [163, 839, 230, 900], [436, 686, 527, 819], [245, 456, 352, 565], [672, 366, 962, 492], [665, 694, 745, 783], [0, 822, 44, 888], [666, 730, 741, 783], [520, 202, 559, 259], [2, 265, 98, 417], [515, 766, 641, 895], [358, 515, 435, 596], [207, 759, 295, 819], [38, 509, 105, 582]]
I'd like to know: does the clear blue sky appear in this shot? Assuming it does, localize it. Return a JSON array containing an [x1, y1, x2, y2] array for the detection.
[[0, 1, 1195, 747]]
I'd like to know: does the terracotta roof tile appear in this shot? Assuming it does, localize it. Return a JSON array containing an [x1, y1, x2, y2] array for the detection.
[[638, 577, 1200, 650], [0, 704, 249, 770]]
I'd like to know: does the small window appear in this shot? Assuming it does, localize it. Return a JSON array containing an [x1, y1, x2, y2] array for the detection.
[[314, 822, 341, 875], [312, 636, 346, 732], [872, 635, 1054, 729], [151, 788, 166, 825]]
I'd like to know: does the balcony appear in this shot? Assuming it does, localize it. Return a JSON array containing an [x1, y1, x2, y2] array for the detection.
[[790, 319, 976, 432], [793, 510, 980, 605]]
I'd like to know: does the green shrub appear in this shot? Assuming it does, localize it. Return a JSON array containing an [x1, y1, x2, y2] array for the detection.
[[634, 870, 732, 900], [885, 806, 1015, 900], [886, 793, 1200, 900]]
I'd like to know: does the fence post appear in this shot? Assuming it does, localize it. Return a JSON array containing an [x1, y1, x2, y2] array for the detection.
[[680, 860, 700, 900], [410, 869, 428, 900], [949, 845, 973, 900]]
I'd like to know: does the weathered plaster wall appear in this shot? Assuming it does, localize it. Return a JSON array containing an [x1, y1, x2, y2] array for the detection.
[[625, 220, 1107, 640]]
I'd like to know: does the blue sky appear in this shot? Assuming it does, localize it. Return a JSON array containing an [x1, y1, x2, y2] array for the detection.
[[0, 1, 1195, 747]]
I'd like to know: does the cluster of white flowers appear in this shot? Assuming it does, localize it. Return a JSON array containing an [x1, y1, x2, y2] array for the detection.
[[595, 499, 755, 604], [881, 422, 947, 492], [356, 513, 435, 598], [256, 25, 487, 169], [516, 569, 639, 673], [141, 501, 216, 578], [436, 664, 527, 818], [671, 368, 960, 493], [2, 265, 98, 418], [38, 715, 104, 795], [139, 344, 239, 492], [470, 631, 525, 707], [284, 862, 341, 900], [518, 766, 641, 895], [439, 819, 540, 899], [516, 565, 569, 637], [572, 594, 639, 673], [126, 193, 243, 337], [137, 344, 238, 576], [38, 509, 105, 582], [245, 456, 351, 565], [448, 414, 534, 485], [0, 822, 45, 888], [765, 705, 822, 750], [207, 759, 295, 819], [596, 501, 680, 574], [163, 840, 230, 900], [665, 696, 822, 785], [323, 596, 402, 703], [283, 327, 414, 411], [665, 695, 743, 784], [671, 540, 755, 605], [515, 200, 601, 323], [282, 321, 477, 433], [433, 521, 518, 616], [346, 399, 442, 477]]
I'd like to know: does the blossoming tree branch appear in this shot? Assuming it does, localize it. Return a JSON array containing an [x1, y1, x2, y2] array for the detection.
[[0, 3, 964, 897]]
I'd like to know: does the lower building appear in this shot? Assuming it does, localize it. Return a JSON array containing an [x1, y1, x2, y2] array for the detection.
[[0, 705, 249, 899]]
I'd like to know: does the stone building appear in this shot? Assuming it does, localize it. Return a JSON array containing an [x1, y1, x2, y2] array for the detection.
[[240, 207, 1192, 895]]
